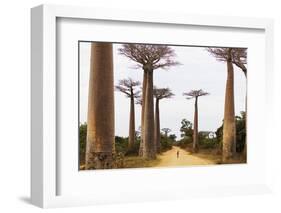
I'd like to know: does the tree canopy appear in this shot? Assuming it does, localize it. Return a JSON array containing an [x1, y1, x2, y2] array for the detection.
[[161, 128, 172, 135], [180, 119, 193, 138], [206, 47, 247, 76], [118, 44, 180, 70], [183, 89, 209, 99], [153, 87, 175, 100], [115, 78, 141, 98]]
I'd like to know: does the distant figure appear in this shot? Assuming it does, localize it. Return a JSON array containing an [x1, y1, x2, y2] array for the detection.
[[177, 150, 180, 159]]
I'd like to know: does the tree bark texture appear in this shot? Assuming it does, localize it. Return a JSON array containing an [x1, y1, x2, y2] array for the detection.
[[222, 52, 236, 162], [154, 98, 161, 153], [143, 70, 156, 159], [85, 43, 115, 169], [193, 97, 199, 152], [243, 92, 247, 161], [139, 71, 147, 156], [128, 96, 135, 149]]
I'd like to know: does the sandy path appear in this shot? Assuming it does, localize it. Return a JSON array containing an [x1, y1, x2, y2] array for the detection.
[[156, 146, 216, 167]]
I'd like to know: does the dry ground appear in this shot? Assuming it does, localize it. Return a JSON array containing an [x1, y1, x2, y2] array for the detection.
[[155, 146, 219, 167], [80, 145, 246, 170]]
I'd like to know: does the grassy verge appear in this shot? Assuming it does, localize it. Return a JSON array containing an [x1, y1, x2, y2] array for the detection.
[[80, 156, 161, 170], [185, 147, 246, 164], [122, 156, 160, 168]]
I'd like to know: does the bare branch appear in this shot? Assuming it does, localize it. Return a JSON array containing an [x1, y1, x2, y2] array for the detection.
[[115, 78, 141, 98], [206, 47, 247, 76], [232, 48, 247, 76], [135, 96, 143, 105]]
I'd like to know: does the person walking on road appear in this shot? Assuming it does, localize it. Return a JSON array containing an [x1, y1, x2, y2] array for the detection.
[[177, 150, 180, 159]]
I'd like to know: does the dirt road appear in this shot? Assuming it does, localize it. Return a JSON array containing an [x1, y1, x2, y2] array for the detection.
[[156, 146, 216, 167]]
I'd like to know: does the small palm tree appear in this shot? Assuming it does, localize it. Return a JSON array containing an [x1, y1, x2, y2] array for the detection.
[[183, 89, 209, 152]]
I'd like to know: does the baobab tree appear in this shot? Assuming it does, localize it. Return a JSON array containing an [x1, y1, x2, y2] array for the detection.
[[232, 48, 247, 159], [115, 78, 141, 149], [85, 43, 115, 169], [153, 87, 174, 153], [119, 44, 179, 159], [183, 89, 209, 152], [161, 128, 171, 138], [207, 47, 246, 162]]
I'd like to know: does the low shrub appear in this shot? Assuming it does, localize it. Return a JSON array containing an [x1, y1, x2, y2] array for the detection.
[[115, 136, 128, 154], [176, 136, 192, 149], [125, 140, 140, 156]]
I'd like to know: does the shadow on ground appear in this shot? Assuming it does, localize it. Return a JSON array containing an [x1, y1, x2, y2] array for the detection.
[[18, 196, 31, 205]]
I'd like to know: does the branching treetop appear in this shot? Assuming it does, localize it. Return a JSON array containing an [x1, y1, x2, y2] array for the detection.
[[153, 86, 175, 100], [115, 78, 141, 98], [183, 89, 209, 99], [161, 128, 171, 135], [118, 44, 180, 71], [206, 47, 247, 76]]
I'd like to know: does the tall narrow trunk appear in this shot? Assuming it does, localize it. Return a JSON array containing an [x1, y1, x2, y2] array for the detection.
[[85, 43, 115, 169], [139, 71, 147, 156], [128, 96, 135, 149], [143, 71, 156, 159], [193, 97, 199, 152], [242, 76, 247, 161], [154, 98, 160, 153], [222, 49, 236, 162], [242, 136, 247, 160]]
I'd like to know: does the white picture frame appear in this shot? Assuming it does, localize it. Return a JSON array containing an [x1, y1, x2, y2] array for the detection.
[[31, 4, 274, 208]]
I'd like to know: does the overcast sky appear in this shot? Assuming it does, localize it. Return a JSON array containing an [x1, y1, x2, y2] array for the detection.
[[79, 42, 246, 139]]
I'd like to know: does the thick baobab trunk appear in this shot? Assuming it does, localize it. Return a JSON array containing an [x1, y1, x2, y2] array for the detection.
[[193, 97, 199, 152], [222, 51, 236, 162], [139, 71, 147, 156], [128, 95, 135, 149], [85, 43, 115, 169], [154, 98, 161, 153], [143, 70, 156, 159]]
